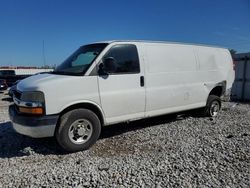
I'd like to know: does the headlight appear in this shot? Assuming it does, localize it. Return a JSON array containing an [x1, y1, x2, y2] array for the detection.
[[14, 91, 45, 115], [21, 91, 45, 103]]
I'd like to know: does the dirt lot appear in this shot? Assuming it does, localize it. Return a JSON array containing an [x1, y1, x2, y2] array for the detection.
[[0, 91, 249, 187]]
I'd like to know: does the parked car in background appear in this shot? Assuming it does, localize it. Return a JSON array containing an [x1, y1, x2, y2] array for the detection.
[[0, 79, 8, 90], [0, 70, 28, 87], [9, 40, 235, 152], [0, 70, 15, 76]]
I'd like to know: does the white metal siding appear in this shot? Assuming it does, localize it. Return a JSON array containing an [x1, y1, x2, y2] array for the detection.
[[0, 68, 53, 75]]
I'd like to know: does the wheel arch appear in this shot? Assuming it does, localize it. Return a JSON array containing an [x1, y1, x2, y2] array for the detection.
[[58, 101, 106, 126], [208, 81, 227, 98]]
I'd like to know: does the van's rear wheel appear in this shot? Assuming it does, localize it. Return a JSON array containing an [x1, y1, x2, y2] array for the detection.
[[204, 95, 221, 117], [56, 109, 101, 152]]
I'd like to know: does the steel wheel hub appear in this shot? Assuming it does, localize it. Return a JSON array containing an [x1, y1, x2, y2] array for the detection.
[[68, 119, 93, 144], [210, 101, 220, 117]]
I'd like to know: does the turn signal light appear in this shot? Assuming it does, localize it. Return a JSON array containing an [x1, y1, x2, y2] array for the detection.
[[19, 107, 44, 115]]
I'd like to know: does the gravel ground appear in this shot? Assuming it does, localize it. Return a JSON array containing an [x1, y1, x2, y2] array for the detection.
[[0, 91, 249, 187]]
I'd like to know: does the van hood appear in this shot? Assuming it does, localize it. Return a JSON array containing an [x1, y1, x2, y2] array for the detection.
[[17, 73, 80, 92]]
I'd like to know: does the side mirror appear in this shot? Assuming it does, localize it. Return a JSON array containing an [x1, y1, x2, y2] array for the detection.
[[99, 57, 117, 75], [98, 63, 107, 76]]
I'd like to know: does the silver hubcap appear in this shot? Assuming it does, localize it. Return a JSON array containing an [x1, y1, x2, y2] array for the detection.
[[210, 101, 220, 117], [68, 119, 93, 144]]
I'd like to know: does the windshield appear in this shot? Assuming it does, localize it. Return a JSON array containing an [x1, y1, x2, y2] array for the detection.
[[54, 43, 108, 75]]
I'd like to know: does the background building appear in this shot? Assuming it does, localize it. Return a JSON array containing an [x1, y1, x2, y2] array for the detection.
[[0, 66, 53, 75], [232, 53, 250, 101]]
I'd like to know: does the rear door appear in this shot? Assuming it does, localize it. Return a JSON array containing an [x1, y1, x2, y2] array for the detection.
[[97, 43, 146, 124]]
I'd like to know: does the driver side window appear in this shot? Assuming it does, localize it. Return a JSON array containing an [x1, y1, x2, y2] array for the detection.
[[103, 44, 140, 74]]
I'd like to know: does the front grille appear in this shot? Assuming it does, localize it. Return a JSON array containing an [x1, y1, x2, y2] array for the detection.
[[13, 90, 22, 100]]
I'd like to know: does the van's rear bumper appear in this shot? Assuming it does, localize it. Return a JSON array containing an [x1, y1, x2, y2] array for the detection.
[[9, 105, 59, 138]]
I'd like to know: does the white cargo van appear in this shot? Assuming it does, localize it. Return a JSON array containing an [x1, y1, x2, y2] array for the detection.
[[9, 41, 235, 152]]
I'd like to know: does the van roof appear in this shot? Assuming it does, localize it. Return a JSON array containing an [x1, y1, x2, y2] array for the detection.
[[94, 40, 227, 50]]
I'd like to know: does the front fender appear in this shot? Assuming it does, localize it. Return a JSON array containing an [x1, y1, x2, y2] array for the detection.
[[59, 100, 106, 124]]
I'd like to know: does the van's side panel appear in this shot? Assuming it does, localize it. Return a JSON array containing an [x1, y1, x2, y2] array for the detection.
[[194, 47, 234, 98], [144, 43, 206, 117], [194, 47, 222, 101], [219, 49, 235, 90]]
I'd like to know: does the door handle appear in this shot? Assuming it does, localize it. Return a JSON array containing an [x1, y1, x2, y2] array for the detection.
[[140, 76, 144, 87]]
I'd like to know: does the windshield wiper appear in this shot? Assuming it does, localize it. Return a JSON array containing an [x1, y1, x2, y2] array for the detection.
[[51, 71, 83, 76], [50, 70, 71, 75]]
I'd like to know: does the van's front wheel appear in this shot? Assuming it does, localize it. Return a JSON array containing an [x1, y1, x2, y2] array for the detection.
[[204, 95, 221, 117], [56, 109, 101, 152]]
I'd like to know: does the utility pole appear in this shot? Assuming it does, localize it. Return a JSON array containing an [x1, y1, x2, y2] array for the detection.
[[42, 40, 46, 68]]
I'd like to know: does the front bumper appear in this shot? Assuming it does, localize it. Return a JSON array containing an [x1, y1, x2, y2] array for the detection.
[[9, 105, 59, 138]]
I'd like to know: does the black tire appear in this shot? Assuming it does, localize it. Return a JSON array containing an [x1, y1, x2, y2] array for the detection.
[[55, 109, 101, 152], [204, 95, 221, 117]]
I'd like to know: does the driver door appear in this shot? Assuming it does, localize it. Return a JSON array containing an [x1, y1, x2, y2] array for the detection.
[[97, 44, 146, 124]]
